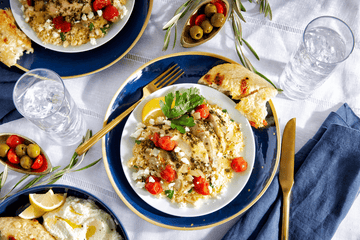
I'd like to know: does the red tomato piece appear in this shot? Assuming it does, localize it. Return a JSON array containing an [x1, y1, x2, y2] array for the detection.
[[26, 0, 32, 6], [145, 176, 163, 195], [31, 154, 44, 170], [240, 79, 248, 95], [249, 121, 256, 128], [231, 157, 248, 172], [214, 1, 227, 16], [160, 165, 177, 182], [103, 5, 119, 22], [189, 13, 198, 27], [53, 16, 71, 33], [193, 176, 210, 195], [158, 136, 177, 151], [195, 14, 206, 26], [149, 132, 160, 147], [195, 104, 210, 119], [93, 0, 111, 11], [6, 135, 24, 148], [7, 148, 19, 164], [60, 21, 71, 33]]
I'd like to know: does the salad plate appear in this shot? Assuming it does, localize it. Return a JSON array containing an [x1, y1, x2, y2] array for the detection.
[[102, 52, 280, 229], [0, 0, 152, 78], [10, 0, 135, 53], [120, 84, 256, 217]]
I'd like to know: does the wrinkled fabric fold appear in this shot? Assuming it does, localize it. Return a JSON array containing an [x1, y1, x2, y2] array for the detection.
[[222, 103, 360, 240], [0, 63, 24, 124]]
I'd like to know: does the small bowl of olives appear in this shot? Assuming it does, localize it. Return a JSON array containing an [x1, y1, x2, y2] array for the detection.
[[0, 133, 52, 175], [180, 0, 229, 48]]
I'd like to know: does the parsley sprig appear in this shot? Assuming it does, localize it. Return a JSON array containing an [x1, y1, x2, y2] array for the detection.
[[160, 87, 205, 133]]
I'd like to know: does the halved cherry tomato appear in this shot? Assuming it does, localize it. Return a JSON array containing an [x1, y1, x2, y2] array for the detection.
[[92, 0, 111, 11], [145, 176, 163, 195], [53, 16, 71, 33], [31, 154, 44, 170], [158, 136, 177, 151], [160, 165, 177, 182], [103, 5, 119, 22], [7, 148, 19, 164], [193, 176, 210, 195], [195, 104, 210, 118], [231, 157, 247, 172], [195, 14, 206, 26], [149, 132, 160, 147], [189, 13, 198, 27], [6, 135, 24, 148], [214, 1, 226, 16]]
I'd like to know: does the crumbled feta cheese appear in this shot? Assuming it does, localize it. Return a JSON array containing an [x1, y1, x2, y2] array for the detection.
[[181, 158, 190, 164], [97, 10, 103, 16], [178, 152, 185, 157], [174, 147, 181, 153], [148, 176, 155, 183], [82, 14, 87, 21], [208, 186, 213, 193], [135, 181, 145, 189], [90, 38, 96, 45], [185, 127, 190, 132], [168, 183, 175, 188], [156, 116, 165, 125], [138, 137, 145, 141], [164, 120, 171, 126], [151, 148, 160, 157], [137, 122, 146, 129], [52, 32, 59, 38], [149, 119, 155, 125], [25, 16, 30, 22], [88, 11, 94, 19], [132, 168, 150, 180], [21, 5, 24, 11], [130, 128, 143, 138]]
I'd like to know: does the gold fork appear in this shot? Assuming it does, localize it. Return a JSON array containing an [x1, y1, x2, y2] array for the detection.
[[75, 64, 184, 155]]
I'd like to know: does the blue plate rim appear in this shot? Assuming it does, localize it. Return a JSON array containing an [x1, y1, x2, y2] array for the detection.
[[101, 51, 281, 230]]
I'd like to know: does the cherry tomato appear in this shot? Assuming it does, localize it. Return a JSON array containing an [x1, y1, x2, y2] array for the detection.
[[193, 176, 210, 195], [195, 14, 206, 26], [92, 0, 111, 11], [160, 165, 177, 182], [7, 148, 19, 164], [195, 104, 210, 118], [31, 154, 44, 170], [231, 157, 247, 172], [250, 121, 256, 128], [149, 132, 160, 147], [145, 176, 163, 195], [103, 5, 119, 22], [6, 135, 24, 148], [53, 16, 71, 33], [214, 1, 226, 16], [158, 136, 177, 151], [189, 13, 198, 27]]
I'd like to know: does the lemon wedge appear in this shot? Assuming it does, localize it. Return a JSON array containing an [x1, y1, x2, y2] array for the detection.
[[18, 204, 46, 219], [142, 97, 166, 124]]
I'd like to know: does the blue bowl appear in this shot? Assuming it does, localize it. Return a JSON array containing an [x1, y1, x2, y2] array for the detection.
[[0, 184, 129, 239]]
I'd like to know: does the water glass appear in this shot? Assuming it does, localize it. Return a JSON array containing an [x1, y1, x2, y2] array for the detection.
[[278, 16, 354, 100], [13, 69, 86, 146]]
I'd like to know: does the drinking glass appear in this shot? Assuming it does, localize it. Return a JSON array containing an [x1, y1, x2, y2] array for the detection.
[[13, 69, 86, 146], [278, 16, 355, 100]]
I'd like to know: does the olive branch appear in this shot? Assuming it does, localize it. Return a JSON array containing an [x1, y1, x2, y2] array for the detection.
[[162, 0, 281, 91], [0, 129, 101, 201]]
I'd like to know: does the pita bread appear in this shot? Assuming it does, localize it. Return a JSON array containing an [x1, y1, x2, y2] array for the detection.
[[0, 9, 33, 67], [198, 63, 277, 128]]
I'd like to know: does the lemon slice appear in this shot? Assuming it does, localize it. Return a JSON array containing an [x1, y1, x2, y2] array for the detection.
[[29, 189, 66, 212], [18, 204, 46, 219], [142, 97, 166, 124]]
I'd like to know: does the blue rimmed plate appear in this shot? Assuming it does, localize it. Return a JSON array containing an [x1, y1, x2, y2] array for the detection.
[[102, 52, 280, 229], [0, 184, 129, 239], [1, 0, 152, 78]]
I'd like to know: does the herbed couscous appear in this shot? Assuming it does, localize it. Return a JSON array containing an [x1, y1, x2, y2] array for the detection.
[[19, 0, 128, 48]]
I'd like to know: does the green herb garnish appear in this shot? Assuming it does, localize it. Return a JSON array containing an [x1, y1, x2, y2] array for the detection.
[[89, 22, 94, 31], [230, 119, 234, 122], [100, 24, 112, 34], [188, 188, 193, 193], [60, 32, 66, 41], [135, 140, 142, 145], [160, 87, 204, 134], [222, 109, 227, 113], [165, 189, 174, 199]]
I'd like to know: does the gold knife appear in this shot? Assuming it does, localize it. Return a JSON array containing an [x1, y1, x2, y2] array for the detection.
[[279, 118, 296, 240]]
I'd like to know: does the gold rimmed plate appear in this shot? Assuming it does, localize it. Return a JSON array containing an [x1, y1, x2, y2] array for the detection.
[[0, 133, 52, 175], [102, 52, 280, 229]]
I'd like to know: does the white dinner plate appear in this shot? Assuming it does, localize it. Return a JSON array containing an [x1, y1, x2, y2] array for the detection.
[[10, 0, 134, 53], [120, 83, 256, 217]]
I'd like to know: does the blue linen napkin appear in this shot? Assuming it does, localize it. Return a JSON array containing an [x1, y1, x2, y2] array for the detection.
[[0, 63, 23, 124], [222, 103, 360, 240]]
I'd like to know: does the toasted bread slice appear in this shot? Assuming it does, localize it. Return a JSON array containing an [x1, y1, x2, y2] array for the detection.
[[0, 8, 33, 67], [198, 63, 277, 128]]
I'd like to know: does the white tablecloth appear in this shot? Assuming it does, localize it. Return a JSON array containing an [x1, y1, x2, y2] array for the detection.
[[1, 0, 359, 239]]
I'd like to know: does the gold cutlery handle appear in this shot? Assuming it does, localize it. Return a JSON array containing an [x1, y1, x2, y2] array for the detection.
[[281, 189, 292, 240], [75, 100, 141, 156]]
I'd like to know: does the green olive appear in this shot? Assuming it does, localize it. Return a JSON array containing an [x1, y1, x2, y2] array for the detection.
[[0, 144, 10, 158], [204, 3, 217, 18], [15, 144, 27, 157], [189, 25, 203, 40], [27, 144, 40, 158], [20, 155, 33, 170], [201, 20, 213, 34], [211, 13, 225, 28]]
